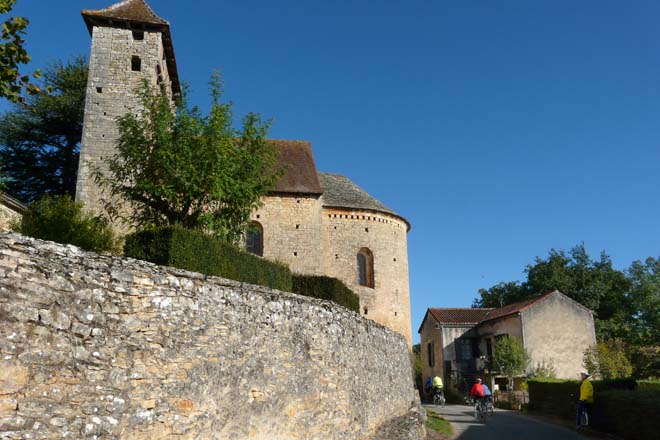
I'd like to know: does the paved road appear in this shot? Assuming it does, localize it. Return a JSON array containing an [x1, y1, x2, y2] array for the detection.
[[425, 404, 587, 440]]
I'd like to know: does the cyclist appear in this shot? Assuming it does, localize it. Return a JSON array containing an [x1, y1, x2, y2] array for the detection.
[[432, 375, 444, 405], [470, 378, 485, 402], [470, 378, 486, 419], [482, 382, 494, 412], [425, 376, 433, 396], [577, 371, 594, 429]]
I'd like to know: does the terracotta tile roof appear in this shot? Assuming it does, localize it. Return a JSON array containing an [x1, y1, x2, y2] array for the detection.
[[428, 308, 494, 324], [318, 173, 410, 230], [268, 140, 323, 195], [82, 0, 181, 96], [479, 291, 557, 323]]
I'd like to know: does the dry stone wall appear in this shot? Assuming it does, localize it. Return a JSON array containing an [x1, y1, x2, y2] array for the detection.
[[0, 233, 421, 440], [0, 205, 20, 232]]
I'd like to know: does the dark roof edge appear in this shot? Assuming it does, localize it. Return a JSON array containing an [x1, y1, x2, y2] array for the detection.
[[81, 14, 181, 97], [321, 205, 411, 232], [417, 309, 439, 334], [0, 193, 27, 214], [266, 191, 323, 197]]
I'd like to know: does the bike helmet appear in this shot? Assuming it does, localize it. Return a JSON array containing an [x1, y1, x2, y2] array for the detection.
[[580, 371, 590, 378]]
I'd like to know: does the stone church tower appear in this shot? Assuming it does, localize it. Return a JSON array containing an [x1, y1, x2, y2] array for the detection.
[[75, 0, 413, 345], [76, 0, 179, 213]]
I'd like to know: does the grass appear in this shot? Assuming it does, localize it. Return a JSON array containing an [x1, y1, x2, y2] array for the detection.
[[425, 409, 453, 437]]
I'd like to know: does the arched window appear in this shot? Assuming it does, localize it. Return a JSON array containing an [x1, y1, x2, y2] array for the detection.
[[357, 248, 374, 288], [246, 222, 263, 256]]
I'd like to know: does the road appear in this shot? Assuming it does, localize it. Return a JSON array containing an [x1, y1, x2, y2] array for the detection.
[[425, 404, 588, 440]]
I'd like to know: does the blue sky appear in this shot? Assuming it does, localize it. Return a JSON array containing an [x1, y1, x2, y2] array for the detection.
[[4, 1, 660, 343]]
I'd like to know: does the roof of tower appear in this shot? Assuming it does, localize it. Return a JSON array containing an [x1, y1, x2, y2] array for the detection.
[[268, 140, 323, 195], [82, 0, 181, 96], [318, 173, 410, 230], [82, 0, 167, 25]]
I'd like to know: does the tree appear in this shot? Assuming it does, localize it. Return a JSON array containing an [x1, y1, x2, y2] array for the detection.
[[474, 244, 632, 341], [0, 0, 40, 102], [95, 72, 280, 243], [625, 257, 660, 347], [0, 57, 87, 202], [19, 195, 115, 253], [493, 335, 529, 393], [582, 339, 633, 379]]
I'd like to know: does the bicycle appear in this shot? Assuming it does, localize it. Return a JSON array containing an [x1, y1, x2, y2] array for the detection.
[[484, 397, 494, 417], [576, 401, 590, 430], [571, 394, 590, 430], [432, 388, 446, 407], [473, 398, 487, 421]]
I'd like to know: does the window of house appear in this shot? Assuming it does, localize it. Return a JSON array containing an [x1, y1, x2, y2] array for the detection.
[[131, 56, 142, 72], [132, 30, 144, 41], [456, 338, 473, 361], [427, 342, 435, 367], [357, 247, 374, 287], [246, 222, 263, 256]]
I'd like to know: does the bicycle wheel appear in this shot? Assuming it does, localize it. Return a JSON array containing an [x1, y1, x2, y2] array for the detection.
[[580, 409, 589, 427]]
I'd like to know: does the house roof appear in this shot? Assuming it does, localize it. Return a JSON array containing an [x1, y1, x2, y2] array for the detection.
[[429, 308, 494, 325], [479, 291, 556, 323], [82, 0, 181, 96], [0, 193, 26, 214], [268, 140, 323, 195], [419, 291, 593, 334], [318, 173, 410, 230]]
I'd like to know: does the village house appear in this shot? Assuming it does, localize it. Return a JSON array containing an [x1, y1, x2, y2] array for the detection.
[[418, 290, 597, 393]]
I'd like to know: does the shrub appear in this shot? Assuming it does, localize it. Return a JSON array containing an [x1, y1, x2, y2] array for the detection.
[[637, 380, 660, 392], [124, 226, 292, 291], [594, 389, 658, 440], [291, 274, 359, 313], [583, 339, 633, 379], [20, 195, 115, 252], [528, 378, 659, 439]]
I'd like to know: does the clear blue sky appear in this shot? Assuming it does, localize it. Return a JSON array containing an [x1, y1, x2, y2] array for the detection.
[[4, 1, 660, 343]]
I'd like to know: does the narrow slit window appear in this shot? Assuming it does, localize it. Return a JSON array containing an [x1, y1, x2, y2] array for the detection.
[[131, 56, 142, 72], [357, 248, 374, 288]]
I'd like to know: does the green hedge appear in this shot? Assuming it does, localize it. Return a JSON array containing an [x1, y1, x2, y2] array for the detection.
[[637, 380, 660, 392], [528, 379, 660, 439], [594, 390, 657, 440], [292, 274, 359, 313], [124, 226, 292, 291]]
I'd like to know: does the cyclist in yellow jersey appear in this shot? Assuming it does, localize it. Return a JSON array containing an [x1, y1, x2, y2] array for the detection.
[[577, 371, 594, 428]]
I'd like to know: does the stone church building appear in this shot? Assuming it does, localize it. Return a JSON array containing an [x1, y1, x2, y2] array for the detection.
[[75, 0, 413, 344]]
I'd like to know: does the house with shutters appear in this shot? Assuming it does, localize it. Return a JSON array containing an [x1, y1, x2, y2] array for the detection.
[[418, 290, 596, 392]]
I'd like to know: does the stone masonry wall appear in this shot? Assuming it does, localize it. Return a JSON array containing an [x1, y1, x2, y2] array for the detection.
[[0, 205, 20, 232], [76, 25, 171, 220], [322, 208, 412, 346], [0, 233, 421, 439], [251, 195, 324, 275]]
